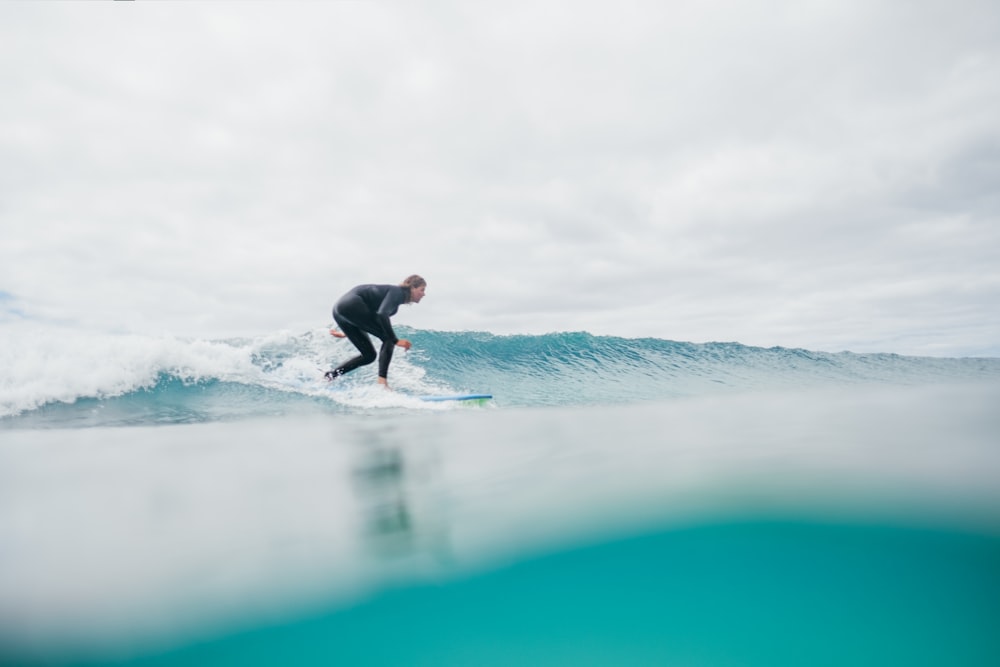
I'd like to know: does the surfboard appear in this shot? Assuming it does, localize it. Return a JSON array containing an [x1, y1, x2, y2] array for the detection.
[[418, 393, 493, 403]]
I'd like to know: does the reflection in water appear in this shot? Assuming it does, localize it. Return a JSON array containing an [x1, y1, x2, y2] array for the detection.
[[349, 423, 450, 564]]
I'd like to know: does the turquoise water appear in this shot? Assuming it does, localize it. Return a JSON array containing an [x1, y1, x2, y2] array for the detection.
[[2, 325, 999, 665], [4, 327, 999, 425], [116, 521, 1000, 667]]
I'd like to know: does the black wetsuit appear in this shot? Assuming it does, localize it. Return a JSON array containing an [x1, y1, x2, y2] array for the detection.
[[329, 284, 409, 379]]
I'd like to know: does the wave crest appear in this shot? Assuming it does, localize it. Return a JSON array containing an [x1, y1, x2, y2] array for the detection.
[[3, 323, 998, 424]]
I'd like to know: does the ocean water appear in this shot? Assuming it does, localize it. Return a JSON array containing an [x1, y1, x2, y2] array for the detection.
[[2, 323, 999, 666]]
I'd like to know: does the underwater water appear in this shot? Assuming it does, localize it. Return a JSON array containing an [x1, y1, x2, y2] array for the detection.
[[2, 323, 999, 665]]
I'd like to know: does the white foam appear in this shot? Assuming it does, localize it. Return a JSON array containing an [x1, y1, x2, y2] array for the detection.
[[0, 322, 256, 418], [0, 322, 463, 418]]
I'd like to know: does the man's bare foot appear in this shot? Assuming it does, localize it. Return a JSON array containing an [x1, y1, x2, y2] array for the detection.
[[329, 329, 346, 338]]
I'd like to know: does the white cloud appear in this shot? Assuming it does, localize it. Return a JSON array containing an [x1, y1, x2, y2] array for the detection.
[[1, 1, 998, 355]]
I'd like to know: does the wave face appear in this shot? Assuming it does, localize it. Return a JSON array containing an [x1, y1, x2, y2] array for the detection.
[[3, 323, 999, 427], [413, 330, 1000, 404]]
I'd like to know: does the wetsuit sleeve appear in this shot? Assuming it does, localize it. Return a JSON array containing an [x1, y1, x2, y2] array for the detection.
[[374, 289, 405, 344]]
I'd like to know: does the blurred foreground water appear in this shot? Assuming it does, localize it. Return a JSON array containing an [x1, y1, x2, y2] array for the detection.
[[2, 382, 998, 666]]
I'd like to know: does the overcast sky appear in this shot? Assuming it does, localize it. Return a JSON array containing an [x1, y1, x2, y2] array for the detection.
[[2, 1, 998, 356]]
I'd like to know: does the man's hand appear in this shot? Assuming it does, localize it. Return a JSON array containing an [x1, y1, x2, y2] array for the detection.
[[396, 339, 412, 350]]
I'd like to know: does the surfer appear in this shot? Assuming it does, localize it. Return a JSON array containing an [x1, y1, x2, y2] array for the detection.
[[325, 275, 426, 387]]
